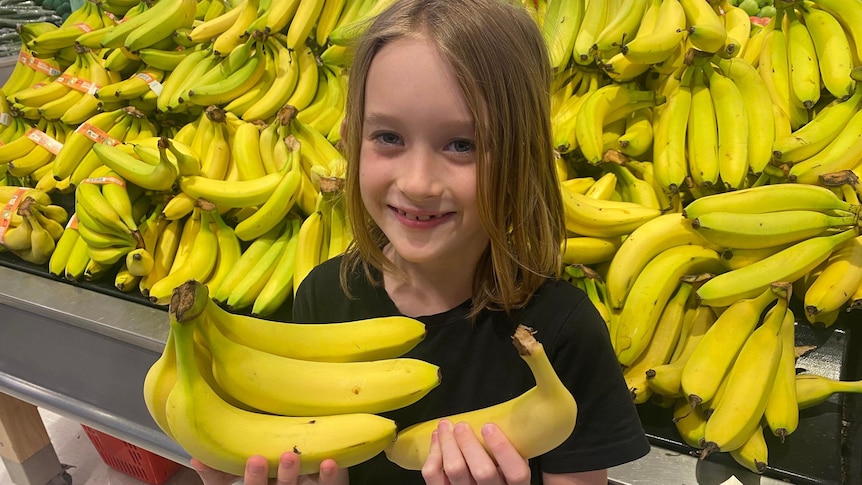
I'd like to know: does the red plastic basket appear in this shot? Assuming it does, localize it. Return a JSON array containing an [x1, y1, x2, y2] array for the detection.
[[81, 425, 181, 485]]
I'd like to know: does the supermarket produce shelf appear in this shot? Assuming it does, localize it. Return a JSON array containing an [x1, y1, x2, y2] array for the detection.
[[1, 260, 861, 484]]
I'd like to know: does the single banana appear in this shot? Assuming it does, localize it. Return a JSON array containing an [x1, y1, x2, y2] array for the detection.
[[620, 0, 686, 65], [796, 374, 862, 410], [696, 228, 858, 308], [682, 183, 858, 219], [788, 108, 862, 184], [385, 325, 577, 470], [293, 209, 325, 296], [715, 56, 776, 174], [212, 0, 260, 56], [758, 25, 793, 140], [811, 0, 862, 67], [613, 245, 724, 366], [161, 281, 398, 477], [701, 288, 789, 457], [605, 213, 718, 309], [561, 235, 621, 266], [803, 235, 862, 319], [233, 161, 302, 241], [771, 89, 862, 164], [686, 64, 719, 188], [672, 396, 707, 449], [561, 184, 661, 238], [196, 301, 440, 416], [148, 209, 219, 305], [623, 281, 693, 404], [691, 210, 858, 249], [645, 304, 715, 399], [764, 309, 799, 442], [679, 0, 727, 53], [48, 216, 80, 277], [617, 107, 653, 159], [541, 0, 584, 72], [572, 0, 610, 66], [92, 142, 178, 192], [681, 285, 781, 407], [729, 425, 768, 474], [224, 220, 296, 311], [704, 63, 749, 190], [786, 7, 821, 110], [140, 218, 183, 298], [799, 4, 855, 101], [204, 210, 243, 296]]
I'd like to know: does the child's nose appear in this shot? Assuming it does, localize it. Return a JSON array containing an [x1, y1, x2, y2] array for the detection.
[[397, 149, 443, 198]]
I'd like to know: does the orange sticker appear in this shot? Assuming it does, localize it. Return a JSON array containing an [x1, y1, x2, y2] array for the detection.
[[82, 176, 126, 188], [0, 187, 29, 245], [26, 128, 63, 155], [75, 122, 121, 146]]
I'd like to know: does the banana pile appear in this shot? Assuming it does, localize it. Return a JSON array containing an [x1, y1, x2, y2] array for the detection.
[[0, 185, 68, 264], [144, 280, 576, 477], [1, 0, 862, 477]]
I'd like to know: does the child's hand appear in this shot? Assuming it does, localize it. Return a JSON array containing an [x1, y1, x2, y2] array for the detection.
[[191, 452, 347, 485], [421, 419, 531, 485]]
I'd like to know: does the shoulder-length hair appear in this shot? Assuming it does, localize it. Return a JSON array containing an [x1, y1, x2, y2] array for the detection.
[[339, 0, 565, 317]]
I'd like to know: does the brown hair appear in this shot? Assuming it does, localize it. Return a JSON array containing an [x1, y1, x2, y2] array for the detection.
[[340, 0, 564, 317]]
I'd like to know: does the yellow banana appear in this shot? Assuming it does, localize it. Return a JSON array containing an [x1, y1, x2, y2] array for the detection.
[[682, 183, 858, 219], [613, 244, 724, 366], [691, 209, 858, 250], [786, 7, 821, 109], [561, 184, 661, 238], [681, 285, 781, 407], [704, 63, 749, 190], [796, 373, 862, 410], [645, 304, 715, 399], [623, 281, 693, 404], [620, 0, 686, 65], [800, 4, 855, 101], [542, 0, 584, 72], [679, 0, 727, 53], [803, 235, 862, 319], [161, 281, 398, 477], [772, 89, 862, 164], [385, 325, 577, 470], [196, 302, 440, 416], [764, 309, 799, 442], [605, 213, 718, 309], [729, 425, 768, 474], [701, 288, 789, 457], [696, 228, 858, 308]]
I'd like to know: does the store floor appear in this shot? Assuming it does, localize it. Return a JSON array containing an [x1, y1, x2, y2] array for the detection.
[[0, 408, 202, 485]]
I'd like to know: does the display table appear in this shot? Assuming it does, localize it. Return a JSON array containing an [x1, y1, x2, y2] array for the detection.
[[0, 264, 858, 485]]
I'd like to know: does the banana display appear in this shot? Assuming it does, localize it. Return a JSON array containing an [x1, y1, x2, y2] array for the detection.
[[1, 0, 862, 478]]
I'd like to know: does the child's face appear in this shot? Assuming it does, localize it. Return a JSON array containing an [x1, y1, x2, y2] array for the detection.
[[358, 34, 490, 271]]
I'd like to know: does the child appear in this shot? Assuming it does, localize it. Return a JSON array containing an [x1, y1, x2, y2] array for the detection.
[[193, 0, 649, 483]]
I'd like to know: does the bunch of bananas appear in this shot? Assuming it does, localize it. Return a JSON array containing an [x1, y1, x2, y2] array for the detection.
[[143, 280, 577, 477], [0, 187, 68, 264]]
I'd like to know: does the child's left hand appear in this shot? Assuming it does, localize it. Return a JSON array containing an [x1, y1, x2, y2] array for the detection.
[[421, 419, 531, 485]]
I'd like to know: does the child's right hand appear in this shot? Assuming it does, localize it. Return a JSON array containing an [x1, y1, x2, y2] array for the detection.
[[191, 453, 347, 485]]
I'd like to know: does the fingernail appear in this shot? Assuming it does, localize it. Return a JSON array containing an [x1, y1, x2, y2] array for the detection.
[[482, 423, 495, 437], [438, 419, 450, 432], [247, 463, 265, 474]]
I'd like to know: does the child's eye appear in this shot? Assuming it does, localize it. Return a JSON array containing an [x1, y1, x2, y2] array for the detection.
[[448, 139, 475, 154], [374, 132, 402, 146]]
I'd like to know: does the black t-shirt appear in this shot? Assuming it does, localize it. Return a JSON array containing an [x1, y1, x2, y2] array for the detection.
[[292, 256, 650, 484]]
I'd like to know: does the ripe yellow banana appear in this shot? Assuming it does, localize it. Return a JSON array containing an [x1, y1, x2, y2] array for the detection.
[[561, 235, 621, 265], [696, 228, 858, 308], [771, 89, 862, 164], [561, 184, 661, 238], [680, 285, 781, 407], [542, 0, 584, 72], [715, 56, 776, 174], [385, 325, 577, 470], [679, 0, 727, 54], [691, 209, 858, 250], [788, 108, 862, 184], [613, 245, 724, 366], [620, 0, 686, 65], [686, 65, 719, 188], [682, 183, 858, 219], [623, 281, 693, 404], [803, 235, 862, 319], [786, 7, 821, 110], [92, 142, 178, 192], [645, 304, 715, 399], [729, 425, 768, 474], [605, 213, 717, 309], [196, 302, 440, 416], [224, 219, 296, 311], [672, 396, 707, 449], [652, 63, 694, 193], [799, 5, 855, 101], [796, 373, 862, 410], [701, 288, 789, 457], [148, 209, 219, 305], [704, 63, 749, 190], [764, 309, 799, 442], [161, 281, 398, 477]]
